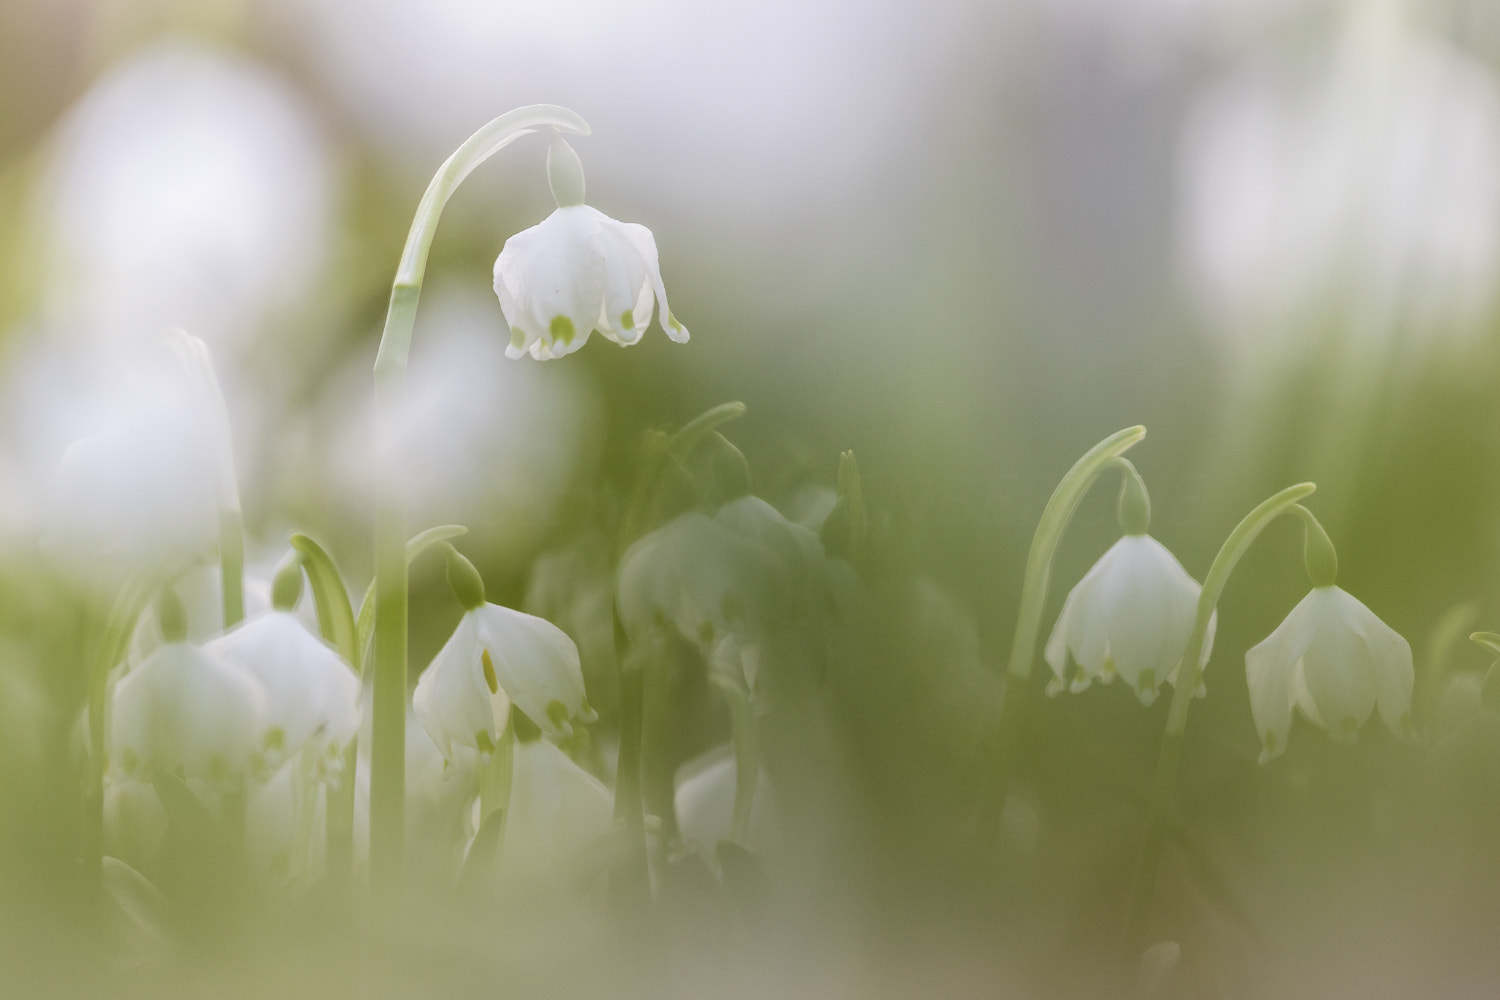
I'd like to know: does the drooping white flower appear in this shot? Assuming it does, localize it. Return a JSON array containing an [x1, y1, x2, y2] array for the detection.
[[616, 496, 825, 653], [43, 39, 331, 350], [110, 641, 266, 785], [413, 603, 590, 760], [45, 330, 239, 585], [207, 611, 360, 774], [1044, 534, 1216, 706], [1245, 585, 1415, 763], [494, 204, 688, 361], [674, 749, 779, 867], [323, 287, 598, 532], [496, 737, 613, 880]]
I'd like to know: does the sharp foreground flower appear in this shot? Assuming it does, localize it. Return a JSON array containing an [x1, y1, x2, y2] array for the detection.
[[1245, 585, 1415, 763], [414, 601, 592, 761], [494, 204, 687, 360], [492, 135, 687, 360], [1044, 534, 1215, 706]]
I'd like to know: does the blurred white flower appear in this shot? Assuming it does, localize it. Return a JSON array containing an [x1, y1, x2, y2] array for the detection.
[[42, 39, 331, 351], [322, 288, 597, 540], [207, 611, 360, 774], [1044, 534, 1215, 705], [414, 603, 591, 759], [1245, 585, 1415, 763], [496, 737, 613, 880], [617, 496, 826, 653], [354, 705, 479, 877], [45, 331, 239, 584], [110, 641, 266, 786], [674, 750, 778, 867], [495, 205, 688, 360], [277, 0, 927, 214], [1179, 0, 1500, 352]]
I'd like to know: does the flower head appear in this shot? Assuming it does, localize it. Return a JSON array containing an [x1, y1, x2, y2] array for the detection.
[[1245, 585, 1415, 763], [496, 738, 613, 880], [1044, 534, 1215, 706], [413, 602, 591, 761], [617, 496, 825, 653], [207, 610, 360, 775], [494, 204, 687, 360], [110, 640, 266, 785]]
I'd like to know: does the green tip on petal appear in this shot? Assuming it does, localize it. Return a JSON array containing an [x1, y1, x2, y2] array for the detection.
[[550, 315, 576, 346], [620, 309, 634, 329], [1136, 668, 1157, 703], [510, 328, 527, 351]]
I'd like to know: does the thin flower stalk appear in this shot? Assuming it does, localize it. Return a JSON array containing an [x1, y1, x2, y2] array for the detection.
[[369, 105, 590, 900], [1121, 482, 1317, 959], [974, 425, 1147, 853]]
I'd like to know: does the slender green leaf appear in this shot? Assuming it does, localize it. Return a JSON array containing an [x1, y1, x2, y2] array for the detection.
[[290, 533, 359, 669]]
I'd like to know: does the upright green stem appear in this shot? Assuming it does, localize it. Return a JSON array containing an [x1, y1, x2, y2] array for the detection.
[[478, 728, 515, 849], [710, 666, 760, 845], [367, 105, 588, 899], [1120, 482, 1315, 957], [220, 508, 244, 629], [610, 650, 649, 910], [974, 425, 1146, 850], [82, 574, 155, 902]]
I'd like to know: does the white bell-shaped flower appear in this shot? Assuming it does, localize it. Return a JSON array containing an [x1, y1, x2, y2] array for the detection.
[[207, 611, 360, 774], [110, 640, 266, 785], [493, 135, 685, 361], [1044, 534, 1216, 706], [617, 496, 825, 652], [1245, 585, 1415, 763], [497, 737, 613, 879], [414, 603, 590, 760], [674, 750, 779, 868], [494, 204, 688, 360], [47, 330, 239, 583]]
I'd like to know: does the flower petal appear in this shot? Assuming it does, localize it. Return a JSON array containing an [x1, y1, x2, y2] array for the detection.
[[613, 217, 688, 342], [493, 206, 606, 360], [413, 614, 511, 760], [473, 603, 588, 738], [1245, 590, 1326, 762]]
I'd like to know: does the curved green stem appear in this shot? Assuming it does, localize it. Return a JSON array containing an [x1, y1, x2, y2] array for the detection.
[[1120, 481, 1315, 959], [974, 425, 1146, 850], [369, 105, 588, 900]]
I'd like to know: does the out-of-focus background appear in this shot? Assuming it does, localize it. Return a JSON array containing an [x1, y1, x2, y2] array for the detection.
[[5, 0, 1500, 996]]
